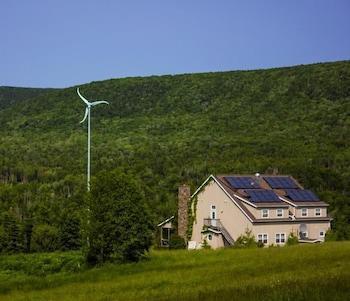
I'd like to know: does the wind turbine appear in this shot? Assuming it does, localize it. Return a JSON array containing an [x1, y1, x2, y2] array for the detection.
[[77, 87, 109, 191]]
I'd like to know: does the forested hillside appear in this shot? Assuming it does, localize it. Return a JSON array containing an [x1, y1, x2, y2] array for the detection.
[[0, 86, 55, 110], [0, 61, 349, 252]]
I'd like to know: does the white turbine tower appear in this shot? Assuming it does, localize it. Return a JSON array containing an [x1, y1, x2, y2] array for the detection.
[[77, 87, 109, 191]]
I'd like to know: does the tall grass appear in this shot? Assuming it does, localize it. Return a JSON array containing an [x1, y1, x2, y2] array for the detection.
[[0, 242, 349, 301]]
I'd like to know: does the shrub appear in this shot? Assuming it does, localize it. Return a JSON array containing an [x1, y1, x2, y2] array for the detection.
[[31, 224, 59, 252], [286, 233, 299, 246], [234, 228, 257, 248], [325, 229, 337, 241], [201, 239, 211, 249], [169, 234, 186, 249]]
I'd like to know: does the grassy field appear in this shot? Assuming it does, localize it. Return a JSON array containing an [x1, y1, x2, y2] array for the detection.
[[0, 242, 349, 301]]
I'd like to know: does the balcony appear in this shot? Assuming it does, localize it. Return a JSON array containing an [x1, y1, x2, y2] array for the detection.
[[203, 218, 222, 229], [203, 218, 234, 246]]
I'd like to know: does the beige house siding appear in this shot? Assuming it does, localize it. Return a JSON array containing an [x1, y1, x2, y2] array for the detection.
[[304, 222, 330, 241], [202, 232, 224, 249], [190, 180, 252, 245], [252, 221, 330, 245], [295, 207, 327, 218], [246, 204, 289, 219], [253, 223, 298, 245]]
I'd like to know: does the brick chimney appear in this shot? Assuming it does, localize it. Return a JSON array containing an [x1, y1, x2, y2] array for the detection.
[[178, 184, 190, 240]]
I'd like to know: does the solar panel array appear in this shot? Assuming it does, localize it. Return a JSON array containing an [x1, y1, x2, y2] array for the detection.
[[285, 189, 319, 202], [225, 177, 260, 189], [263, 176, 299, 189], [245, 189, 281, 203]]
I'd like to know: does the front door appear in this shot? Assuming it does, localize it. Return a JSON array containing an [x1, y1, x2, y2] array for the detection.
[[210, 205, 217, 226]]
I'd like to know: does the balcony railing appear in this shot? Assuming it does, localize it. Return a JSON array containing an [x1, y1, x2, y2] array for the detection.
[[203, 218, 234, 245], [203, 218, 222, 229]]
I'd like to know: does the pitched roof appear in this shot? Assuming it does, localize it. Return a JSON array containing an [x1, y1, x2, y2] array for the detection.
[[191, 174, 331, 224], [157, 216, 175, 227], [216, 174, 328, 207]]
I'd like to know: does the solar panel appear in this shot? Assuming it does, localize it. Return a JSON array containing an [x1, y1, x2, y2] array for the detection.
[[225, 177, 260, 189], [245, 189, 281, 203], [263, 176, 299, 189], [285, 189, 319, 201]]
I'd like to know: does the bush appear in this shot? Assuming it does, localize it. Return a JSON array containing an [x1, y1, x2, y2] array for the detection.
[[31, 224, 59, 252], [325, 229, 337, 241], [234, 228, 258, 248], [0, 251, 85, 276], [169, 234, 186, 249], [86, 170, 153, 265], [286, 233, 299, 246], [201, 239, 211, 249]]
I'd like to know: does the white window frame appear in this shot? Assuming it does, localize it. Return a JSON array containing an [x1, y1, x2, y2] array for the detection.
[[315, 208, 321, 217], [275, 233, 286, 244], [262, 209, 269, 218], [257, 233, 268, 244], [208, 234, 213, 241], [300, 231, 308, 238], [210, 204, 217, 220], [276, 208, 283, 218], [301, 208, 308, 217], [319, 231, 325, 238]]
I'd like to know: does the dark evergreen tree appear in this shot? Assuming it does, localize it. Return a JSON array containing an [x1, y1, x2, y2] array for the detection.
[[59, 213, 81, 250], [2, 212, 21, 253], [22, 218, 33, 253]]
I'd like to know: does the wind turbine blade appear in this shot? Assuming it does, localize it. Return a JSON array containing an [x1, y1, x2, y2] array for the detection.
[[80, 107, 89, 123], [91, 100, 109, 106], [77, 88, 91, 105]]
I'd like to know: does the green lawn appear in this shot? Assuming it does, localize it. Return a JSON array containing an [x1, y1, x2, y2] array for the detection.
[[0, 242, 349, 301]]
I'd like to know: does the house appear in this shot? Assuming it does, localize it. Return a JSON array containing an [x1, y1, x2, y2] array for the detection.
[[157, 216, 175, 247], [176, 174, 331, 249]]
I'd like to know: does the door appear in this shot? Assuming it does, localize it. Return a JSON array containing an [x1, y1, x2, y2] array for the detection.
[[210, 205, 217, 226]]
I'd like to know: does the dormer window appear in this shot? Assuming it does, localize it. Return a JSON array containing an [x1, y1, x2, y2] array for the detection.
[[301, 208, 308, 217], [315, 208, 321, 216], [262, 209, 269, 218], [276, 209, 283, 217]]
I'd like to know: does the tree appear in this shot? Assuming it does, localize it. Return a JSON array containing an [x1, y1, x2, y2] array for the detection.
[[86, 170, 153, 265], [31, 224, 59, 252], [59, 212, 81, 251], [2, 212, 21, 253], [21, 218, 33, 253], [0, 225, 6, 253]]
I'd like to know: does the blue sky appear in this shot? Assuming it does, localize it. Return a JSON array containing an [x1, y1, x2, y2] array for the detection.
[[1, 0, 349, 88]]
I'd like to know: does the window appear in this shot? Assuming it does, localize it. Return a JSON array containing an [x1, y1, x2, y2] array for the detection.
[[210, 205, 217, 220], [300, 231, 308, 239], [301, 208, 308, 217], [276, 209, 283, 217], [258, 234, 268, 244], [315, 208, 321, 216], [208, 234, 212, 241], [319, 231, 325, 237], [262, 209, 269, 218], [275, 233, 286, 244]]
